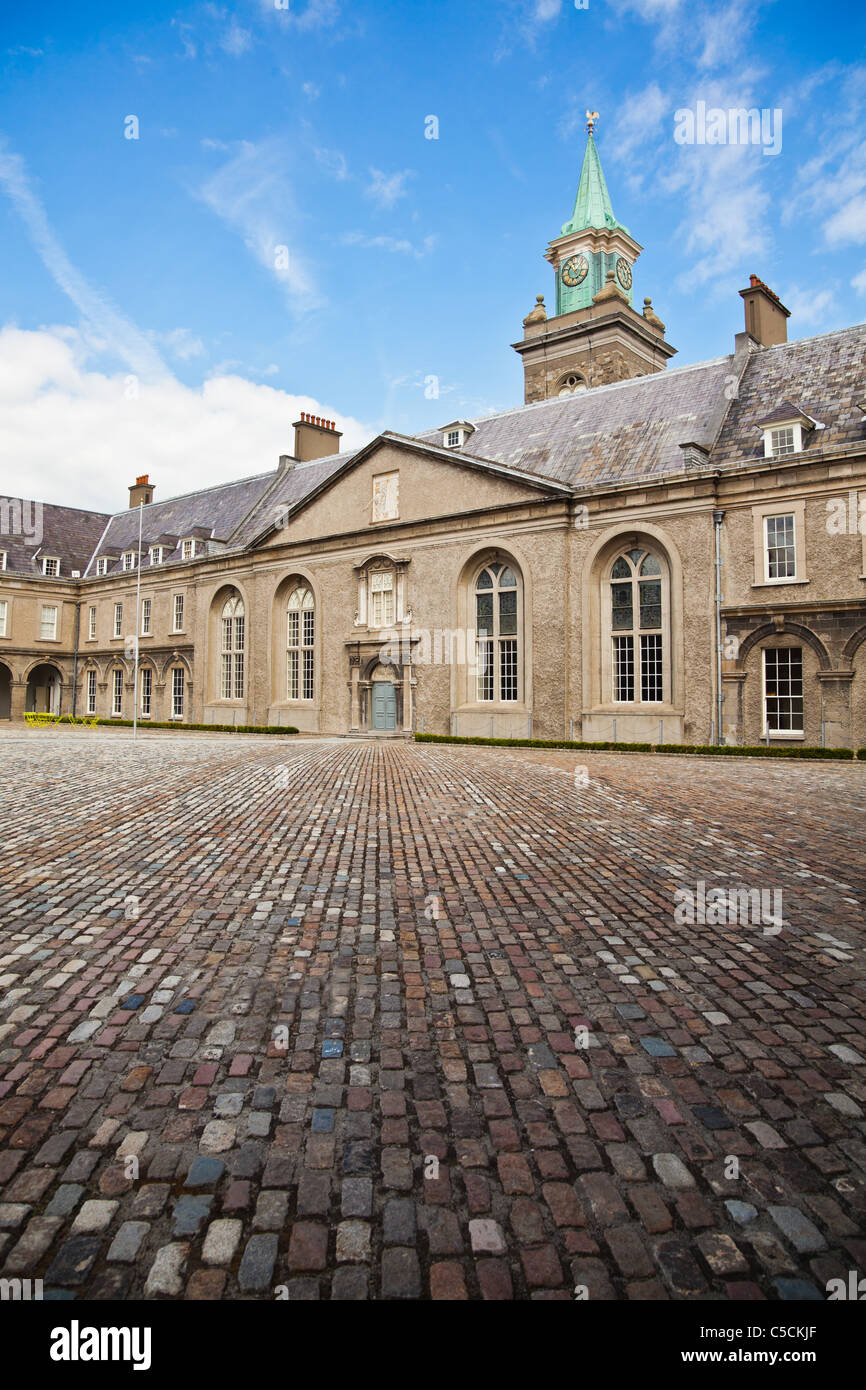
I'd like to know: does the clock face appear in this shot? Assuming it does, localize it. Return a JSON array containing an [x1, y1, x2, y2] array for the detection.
[[616, 257, 633, 290], [561, 254, 589, 288]]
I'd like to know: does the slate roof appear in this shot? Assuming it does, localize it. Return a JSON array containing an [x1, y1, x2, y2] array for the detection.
[[0, 502, 110, 578], [415, 356, 735, 490], [231, 449, 359, 546], [711, 324, 866, 466], [84, 471, 277, 575]]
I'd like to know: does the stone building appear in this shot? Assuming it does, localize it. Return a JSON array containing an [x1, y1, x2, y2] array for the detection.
[[2, 126, 865, 748]]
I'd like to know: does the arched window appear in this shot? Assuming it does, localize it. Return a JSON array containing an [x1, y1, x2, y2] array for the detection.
[[558, 372, 587, 396], [610, 549, 665, 703], [476, 564, 520, 702], [287, 587, 314, 701], [221, 596, 245, 699]]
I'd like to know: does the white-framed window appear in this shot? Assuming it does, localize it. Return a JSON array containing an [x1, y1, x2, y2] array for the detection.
[[764, 513, 796, 581], [287, 587, 315, 701], [42, 557, 60, 577], [112, 667, 123, 716], [40, 604, 58, 640], [370, 571, 395, 628], [149, 546, 164, 566], [0, 551, 7, 571], [141, 598, 151, 635], [475, 563, 520, 703], [86, 668, 97, 716], [140, 666, 152, 717], [173, 594, 184, 632], [122, 552, 136, 572], [172, 667, 184, 719], [764, 647, 804, 736], [181, 538, 194, 560], [447, 429, 461, 447], [770, 426, 796, 457], [0, 600, 7, 638], [88, 606, 96, 641], [609, 549, 666, 703], [96, 557, 109, 576], [113, 603, 123, 638], [558, 373, 587, 396], [221, 596, 245, 700]]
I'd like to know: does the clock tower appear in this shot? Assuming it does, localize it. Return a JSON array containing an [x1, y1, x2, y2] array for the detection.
[[513, 113, 676, 403]]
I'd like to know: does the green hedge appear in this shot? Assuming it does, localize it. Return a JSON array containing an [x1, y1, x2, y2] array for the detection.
[[414, 733, 856, 760], [55, 716, 299, 735]]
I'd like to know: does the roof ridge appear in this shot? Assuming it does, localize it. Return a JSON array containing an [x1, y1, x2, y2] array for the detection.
[[111, 467, 277, 519], [758, 322, 866, 353]]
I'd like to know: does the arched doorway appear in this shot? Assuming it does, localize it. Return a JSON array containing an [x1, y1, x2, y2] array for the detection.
[[26, 663, 62, 715], [0, 663, 11, 720]]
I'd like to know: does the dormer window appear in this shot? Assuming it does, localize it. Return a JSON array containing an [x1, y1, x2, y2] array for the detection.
[[122, 552, 137, 571], [769, 426, 797, 457], [440, 420, 476, 451], [181, 538, 195, 560], [758, 404, 821, 459], [0, 552, 7, 571], [149, 546, 164, 566], [42, 557, 60, 577], [96, 557, 109, 576]]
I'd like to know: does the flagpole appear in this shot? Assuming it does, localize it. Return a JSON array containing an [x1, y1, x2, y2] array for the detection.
[[134, 498, 143, 741]]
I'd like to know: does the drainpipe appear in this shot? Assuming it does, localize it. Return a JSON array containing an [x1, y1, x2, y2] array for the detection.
[[71, 602, 82, 718], [713, 509, 725, 746]]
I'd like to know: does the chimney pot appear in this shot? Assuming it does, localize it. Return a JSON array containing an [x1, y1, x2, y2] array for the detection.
[[739, 274, 790, 347]]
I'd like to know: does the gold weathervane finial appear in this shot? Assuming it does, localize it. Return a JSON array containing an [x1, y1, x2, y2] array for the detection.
[[586, 110, 599, 135]]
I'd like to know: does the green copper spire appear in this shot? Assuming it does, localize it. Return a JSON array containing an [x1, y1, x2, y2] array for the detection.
[[561, 127, 630, 238]]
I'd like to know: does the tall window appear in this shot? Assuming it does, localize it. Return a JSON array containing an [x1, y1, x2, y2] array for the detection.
[[0, 552, 6, 571], [40, 605, 58, 640], [764, 648, 804, 735], [287, 587, 315, 701], [149, 547, 164, 566], [0, 600, 7, 638], [610, 549, 664, 703], [140, 667, 152, 717], [173, 594, 184, 632], [112, 668, 123, 716], [765, 514, 796, 580], [370, 572, 395, 628], [114, 603, 123, 638], [96, 558, 109, 576], [141, 598, 151, 635], [182, 539, 194, 560], [42, 557, 60, 576], [221, 596, 245, 700], [86, 669, 96, 715], [122, 552, 136, 572], [88, 606, 96, 640], [172, 668, 184, 719], [475, 564, 519, 702]]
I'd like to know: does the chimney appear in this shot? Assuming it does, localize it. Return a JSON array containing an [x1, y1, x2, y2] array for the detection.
[[292, 412, 343, 463], [129, 474, 154, 508], [739, 275, 790, 347]]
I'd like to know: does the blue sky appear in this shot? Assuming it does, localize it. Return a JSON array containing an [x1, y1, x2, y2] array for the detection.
[[1, 0, 865, 511]]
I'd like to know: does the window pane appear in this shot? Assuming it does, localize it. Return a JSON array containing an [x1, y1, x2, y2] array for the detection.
[[627, 548, 643, 566], [613, 636, 634, 702], [611, 582, 633, 631], [641, 634, 663, 701], [303, 650, 314, 701], [288, 611, 299, 647], [766, 514, 796, 579], [640, 554, 661, 576], [288, 650, 299, 700], [611, 557, 631, 580], [476, 569, 493, 590], [476, 592, 493, 636], [476, 640, 493, 701], [303, 610, 314, 647], [639, 579, 662, 629], [499, 589, 517, 636], [499, 567, 517, 588], [499, 640, 518, 701]]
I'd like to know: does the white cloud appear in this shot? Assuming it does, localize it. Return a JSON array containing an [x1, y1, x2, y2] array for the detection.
[[852, 268, 866, 295], [0, 140, 169, 383], [150, 327, 206, 361], [262, 0, 342, 32], [364, 168, 414, 209], [826, 195, 866, 247], [314, 146, 348, 180], [302, 81, 321, 100], [779, 286, 836, 326], [196, 139, 319, 311], [0, 325, 373, 513], [220, 22, 253, 57], [342, 232, 435, 259]]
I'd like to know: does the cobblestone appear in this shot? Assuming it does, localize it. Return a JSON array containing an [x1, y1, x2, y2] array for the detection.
[[0, 733, 864, 1300]]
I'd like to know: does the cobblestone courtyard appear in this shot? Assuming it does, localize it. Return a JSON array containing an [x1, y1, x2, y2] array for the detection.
[[0, 731, 864, 1301]]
